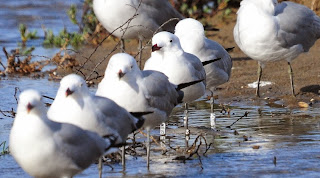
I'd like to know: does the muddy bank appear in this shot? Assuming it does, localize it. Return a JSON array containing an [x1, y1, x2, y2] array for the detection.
[[65, 7, 320, 108]]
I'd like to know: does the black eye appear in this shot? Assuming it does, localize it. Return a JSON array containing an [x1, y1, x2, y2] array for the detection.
[[130, 65, 133, 69], [170, 40, 173, 43]]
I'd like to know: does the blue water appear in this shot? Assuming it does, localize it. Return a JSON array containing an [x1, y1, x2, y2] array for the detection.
[[0, 0, 82, 62], [1, 1, 320, 177]]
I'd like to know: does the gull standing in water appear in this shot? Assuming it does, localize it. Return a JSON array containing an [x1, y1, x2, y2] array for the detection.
[[10, 90, 113, 178], [144, 31, 206, 140], [93, 0, 184, 68], [234, 0, 320, 97], [175, 18, 232, 128], [48, 74, 146, 171], [96, 53, 201, 169]]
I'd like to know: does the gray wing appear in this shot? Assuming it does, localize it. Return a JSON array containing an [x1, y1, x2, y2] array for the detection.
[[93, 96, 138, 141], [203, 38, 232, 87], [183, 52, 206, 84], [204, 38, 232, 76], [140, 0, 184, 32], [275, 1, 320, 51], [52, 122, 106, 170], [141, 70, 179, 116]]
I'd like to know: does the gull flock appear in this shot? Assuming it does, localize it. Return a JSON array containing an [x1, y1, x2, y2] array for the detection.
[[9, 0, 320, 177]]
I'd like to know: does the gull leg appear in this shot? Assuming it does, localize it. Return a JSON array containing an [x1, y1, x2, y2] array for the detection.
[[132, 132, 136, 152], [256, 63, 263, 97], [160, 122, 166, 148], [138, 39, 143, 69], [288, 62, 296, 96], [184, 103, 190, 141], [147, 129, 151, 170], [120, 39, 126, 53], [185, 135, 189, 148], [98, 157, 102, 178], [121, 145, 126, 171], [210, 91, 216, 129]]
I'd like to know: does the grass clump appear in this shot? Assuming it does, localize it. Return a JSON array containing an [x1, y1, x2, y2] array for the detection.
[[0, 141, 9, 156]]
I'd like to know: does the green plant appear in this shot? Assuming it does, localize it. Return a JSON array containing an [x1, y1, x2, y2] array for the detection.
[[43, 2, 97, 48], [68, 0, 98, 35], [0, 141, 9, 156], [81, 0, 99, 34], [68, 4, 78, 26], [43, 28, 84, 48], [217, 0, 232, 16], [21, 46, 36, 55], [19, 24, 38, 46], [178, 0, 215, 19]]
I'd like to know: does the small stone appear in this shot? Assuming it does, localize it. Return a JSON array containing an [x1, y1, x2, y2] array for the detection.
[[252, 145, 260, 149], [298, 101, 309, 108]]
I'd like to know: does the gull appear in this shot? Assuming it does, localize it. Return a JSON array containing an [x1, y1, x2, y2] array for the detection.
[[10, 89, 113, 178], [47, 74, 146, 170], [144, 31, 206, 138], [93, 0, 184, 68], [234, 0, 320, 97], [175, 18, 232, 128], [96, 53, 201, 169]]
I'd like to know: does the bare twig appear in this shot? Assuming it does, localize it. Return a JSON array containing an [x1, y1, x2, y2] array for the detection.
[[171, 134, 212, 169], [84, 3, 143, 80], [0, 108, 16, 118], [84, 45, 119, 81], [77, 1, 142, 80], [166, 137, 179, 152], [42, 95, 55, 100], [78, 1, 183, 81], [184, 134, 212, 169], [187, 137, 203, 158], [138, 130, 163, 148], [226, 111, 249, 128], [14, 87, 21, 104], [3, 47, 9, 60], [15, 54, 51, 60], [0, 57, 6, 70], [133, 17, 181, 59], [187, 134, 210, 158]]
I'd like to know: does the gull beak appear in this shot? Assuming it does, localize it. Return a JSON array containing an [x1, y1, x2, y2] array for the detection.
[[118, 69, 125, 79], [65, 88, 74, 97], [152, 44, 161, 52], [27, 103, 34, 113]]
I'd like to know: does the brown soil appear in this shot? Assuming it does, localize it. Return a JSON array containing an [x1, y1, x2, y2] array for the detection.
[[69, 5, 320, 108]]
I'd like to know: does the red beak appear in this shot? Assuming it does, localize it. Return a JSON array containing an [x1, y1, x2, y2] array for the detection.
[[65, 88, 74, 97], [27, 103, 34, 113], [118, 69, 125, 78], [152, 44, 161, 52]]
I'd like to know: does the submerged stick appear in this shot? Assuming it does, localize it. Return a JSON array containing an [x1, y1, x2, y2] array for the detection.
[[226, 111, 249, 128]]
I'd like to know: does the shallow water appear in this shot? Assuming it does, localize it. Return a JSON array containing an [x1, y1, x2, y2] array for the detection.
[[1, 78, 320, 177], [0, 0, 81, 62], [1, 1, 320, 177]]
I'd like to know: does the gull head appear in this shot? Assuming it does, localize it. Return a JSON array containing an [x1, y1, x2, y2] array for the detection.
[[59, 74, 89, 99], [106, 53, 140, 80], [17, 89, 44, 115], [242, 0, 278, 15], [175, 18, 205, 38], [151, 31, 182, 54]]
